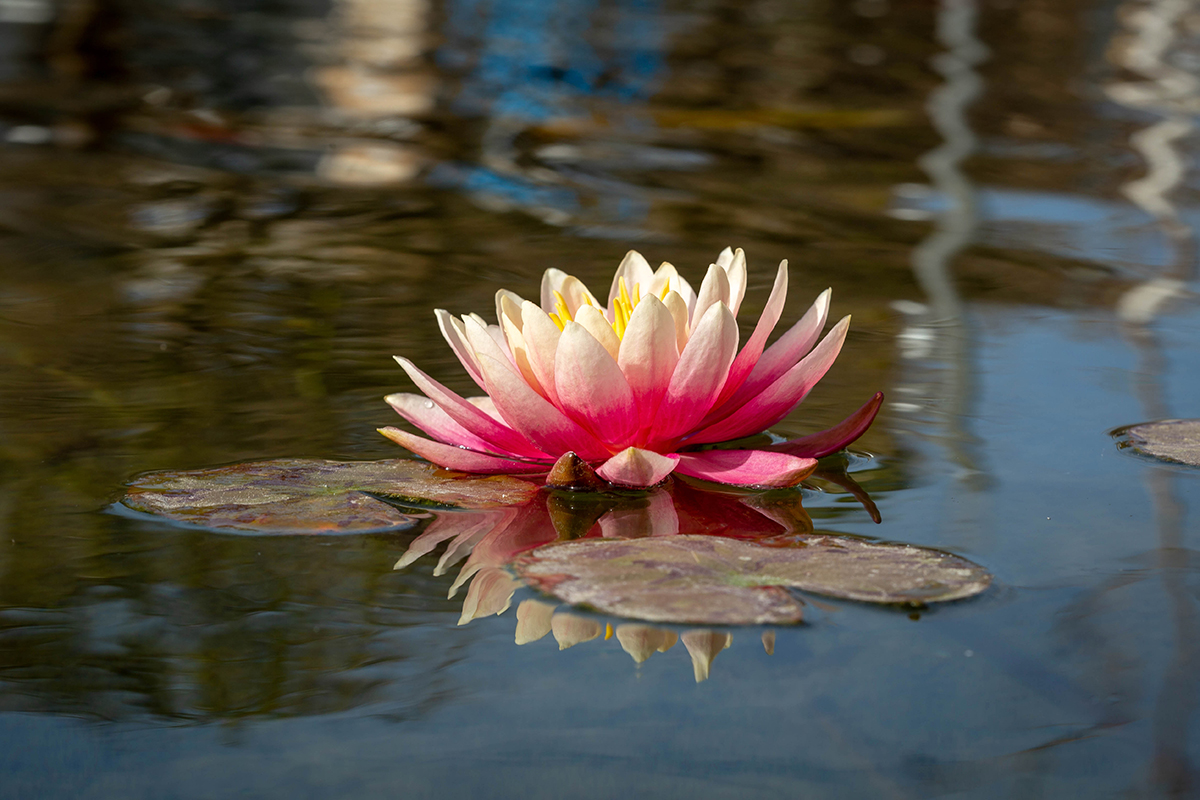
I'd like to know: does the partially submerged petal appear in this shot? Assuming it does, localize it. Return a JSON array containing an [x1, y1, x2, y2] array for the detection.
[[674, 449, 817, 488], [771, 391, 884, 459], [596, 447, 680, 488]]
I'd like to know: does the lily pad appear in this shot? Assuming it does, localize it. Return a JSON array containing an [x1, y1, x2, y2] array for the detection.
[[122, 458, 539, 534], [511, 534, 992, 625], [1115, 419, 1200, 468]]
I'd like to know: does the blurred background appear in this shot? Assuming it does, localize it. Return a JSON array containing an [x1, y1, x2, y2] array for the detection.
[[2, 0, 1200, 797]]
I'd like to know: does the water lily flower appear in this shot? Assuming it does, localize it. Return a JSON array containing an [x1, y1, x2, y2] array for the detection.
[[381, 248, 881, 489]]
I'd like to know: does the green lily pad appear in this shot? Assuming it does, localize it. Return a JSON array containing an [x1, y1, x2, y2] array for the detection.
[[511, 534, 992, 625], [1115, 419, 1200, 468], [122, 458, 540, 534]]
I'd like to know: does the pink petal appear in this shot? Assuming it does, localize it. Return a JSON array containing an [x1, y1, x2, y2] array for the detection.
[[495, 289, 527, 332], [394, 356, 546, 458], [435, 309, 487, 391], [651, 302, 739, 444], [709, 288, 831, 422], [520, 300, 562, 406], [385, 392, 518, 455], [616, 294, 679, 431], [687, 315, 850, 445], [721, 248, 747, 317], [596, 447, 680, 488], [674, 449, 817, 488], [663, 290, 691, 352], [541, 269, 600, 316], [715, 260, 788, 407], [606, 250, 655, 320], [691, 263, 730, 324], [574, 304, 621, 360], [478, 353, 612, 460], [464, 318, 613, 459], [646, 262, 695, 307], [378, 427, 546, 473], [771, 391, 884, 458], [555, 321, 639, 447]]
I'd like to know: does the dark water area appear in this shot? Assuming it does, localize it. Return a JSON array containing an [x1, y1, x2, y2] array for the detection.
[[2, 0, 1200, 796]]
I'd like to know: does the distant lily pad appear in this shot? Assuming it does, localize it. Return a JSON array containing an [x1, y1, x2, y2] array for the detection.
[[1115, 419, 1200, 468], [511, 535, 991, 625], [122, 458, 539, 534]]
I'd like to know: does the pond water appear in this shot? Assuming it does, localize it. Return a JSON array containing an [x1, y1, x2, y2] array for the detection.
[[2, 0, 1200, 796]]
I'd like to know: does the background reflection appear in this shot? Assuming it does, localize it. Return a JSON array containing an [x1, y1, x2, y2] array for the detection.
[[0, 0, 1199, 797]]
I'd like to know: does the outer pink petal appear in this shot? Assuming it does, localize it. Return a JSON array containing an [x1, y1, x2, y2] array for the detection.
[[651, 302, 739, 445], [709, 288, 831, 423], [596, 447, 680, 488], [394, 356, 546, 458], [770, 391, 884, 458], [715, 260, 788, 407], [686, 316, 850, 445], [616, 294, 679, 431], [378, 427, 547, 473], [385, 392, 520, 456], [477, 354, 612, 460], [674, 449, 817, 488], [555, 321, 639, 447], [435, 309, 487, 391]]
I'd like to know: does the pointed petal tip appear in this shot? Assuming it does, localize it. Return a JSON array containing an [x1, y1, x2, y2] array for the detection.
[[596, 447, 680, 488]]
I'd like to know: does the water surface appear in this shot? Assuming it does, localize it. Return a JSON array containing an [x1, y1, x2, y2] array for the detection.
[[2, 0, 1200, 797]]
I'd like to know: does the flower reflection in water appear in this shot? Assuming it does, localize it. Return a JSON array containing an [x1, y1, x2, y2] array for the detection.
[[394, 471, 871, 681]]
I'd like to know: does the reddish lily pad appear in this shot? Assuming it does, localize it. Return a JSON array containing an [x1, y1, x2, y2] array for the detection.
[[1115, 419, 1200, 468], [122, 458, 539, 534], [511, 534, 992, 625]]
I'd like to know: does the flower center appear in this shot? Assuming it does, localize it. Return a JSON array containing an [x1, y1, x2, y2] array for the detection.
[[549, 276, 670, 339]]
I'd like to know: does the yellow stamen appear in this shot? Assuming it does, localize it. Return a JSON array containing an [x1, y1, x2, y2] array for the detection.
[[618, 276, 633, 314], [660, 283, 671, 301], [553, 290, 573, 326], [604, 623, 613, 640], [633, 283, 641, 306], [549, 312, 564, 331]]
